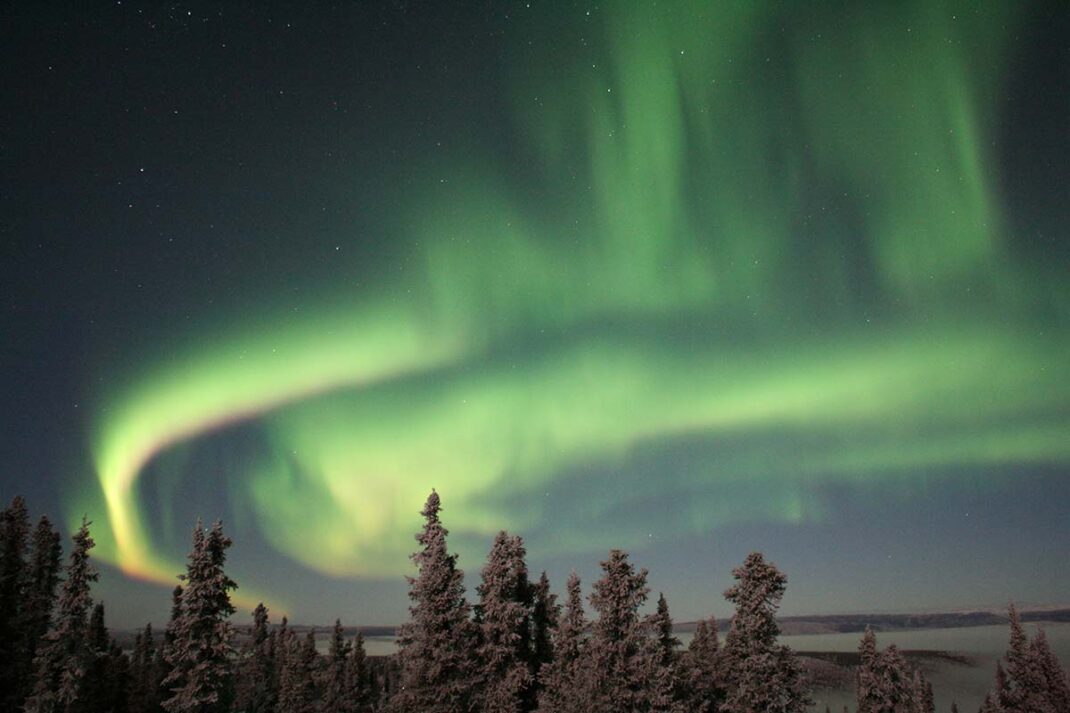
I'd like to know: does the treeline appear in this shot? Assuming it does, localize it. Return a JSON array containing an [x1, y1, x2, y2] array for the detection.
[[1, 493, 1067, 713]]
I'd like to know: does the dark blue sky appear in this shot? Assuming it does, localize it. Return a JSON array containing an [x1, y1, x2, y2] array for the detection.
[[2, 1, 1068, 627]]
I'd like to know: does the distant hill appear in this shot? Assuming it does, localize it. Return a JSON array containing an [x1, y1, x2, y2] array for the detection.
[[677, 607, 1070, 636], [114, 607, 1070, 646]]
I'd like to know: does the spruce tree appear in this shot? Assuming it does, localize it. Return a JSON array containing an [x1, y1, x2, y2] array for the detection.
[[650, 594, 678, 664], [321, 619, 352, 713], [584, 549, 659, 713], [537, 571, 588, 713], [1030, 628, 1070, 712], [855, 627, 880, 712], [923, 680, 935, 713], [392, 490, 478, 713], [475, 531, 535, 713], [911, 669, 935, 713], [161, 521, 237, 713], [721, 552, 810, 713], [279, 629, 319, 713], [855, 628, 928, 713], [987, 604, 1068, 713], [84, 602, 114, 713], [683, 616, 724, 713], [531, 571, 559, 671], [274, 616, 293, 703], [19, 515, 63, 704], [233, 603, 276, 713], [26, 517, 98, 713], [0, 495, 30, 710], [644, 592, 681, 712], [158, 585, 183, 706], [107, 640, 132, 713], [346, 631, 374, 713], [129, 623, 161, 713], [997, 603, 1038, 712]]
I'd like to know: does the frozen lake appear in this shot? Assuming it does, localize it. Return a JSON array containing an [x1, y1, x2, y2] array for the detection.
[[331, 622, 1070, 711], [778, 622, 1070, 711]]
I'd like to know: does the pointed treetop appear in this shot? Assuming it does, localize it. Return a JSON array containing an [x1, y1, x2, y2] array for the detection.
[[422, 489, 441, 522]]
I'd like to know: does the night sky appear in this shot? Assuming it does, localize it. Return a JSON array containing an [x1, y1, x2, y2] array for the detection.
[[2, 1, 1068, 628]]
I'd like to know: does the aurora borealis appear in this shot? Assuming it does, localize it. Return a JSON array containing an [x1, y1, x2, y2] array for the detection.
[[2, 1, 1068, 624]]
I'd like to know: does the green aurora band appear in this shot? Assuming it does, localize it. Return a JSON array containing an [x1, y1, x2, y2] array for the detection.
[[78, 1, 1068, 609]]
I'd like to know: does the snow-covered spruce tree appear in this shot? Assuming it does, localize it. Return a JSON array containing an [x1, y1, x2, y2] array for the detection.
[[18, 515, 63, 705], [650, 594, 678, 666], [584, 549, 668, 713], [683, 616, 725, 713], [1030, 628, 1070, 712], [391, 490, 479, 713], [720, 552, 811, 713], [161, 521, 237, 713], [0, 495, 30, 710], [979, 692, 1000, 713], [855, 628, 928, 713], [531, 571, 559, 671], [274, 616, 293, 702], [26, 517, 98, 713], [855, 627, 880, 712], [874, 645, 918, 711], [279, 629, 319, 713], [537, 571, 588, 713], [910, 669, 934, 713], [233, 603, 276, 713], [321, 618, 352, 713], [346, 630, 375, 713], [996, 603, 1040, 712], [475, 531, 536, 713], [988, 603, 1067, 713], [643, 592, 682, 712]]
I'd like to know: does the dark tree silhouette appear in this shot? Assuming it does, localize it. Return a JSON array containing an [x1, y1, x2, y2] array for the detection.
[[346, 630, 375, 713], [19, 515, 63, 704], [0, 496, 30, 710], [531, 570, 559, 670], [83, 602, 114, 713], [233, 603, 277, 713], [321, 619, 351, 713], [129, 623, 161, 713], [26, 517, 98, 713], [279, 629, 319, 713], [154, 584, 182, 707]]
